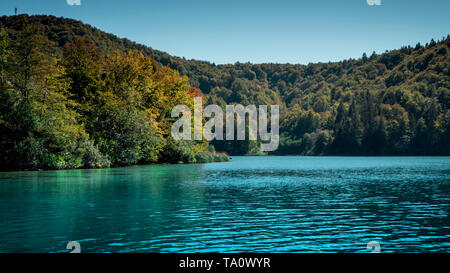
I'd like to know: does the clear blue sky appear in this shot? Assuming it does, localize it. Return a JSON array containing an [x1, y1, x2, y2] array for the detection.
[[1, 0, 449, 64]]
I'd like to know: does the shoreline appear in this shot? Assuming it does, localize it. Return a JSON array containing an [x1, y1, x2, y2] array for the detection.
[[0, 152, 230, 173], [2, 154, 450, 173]]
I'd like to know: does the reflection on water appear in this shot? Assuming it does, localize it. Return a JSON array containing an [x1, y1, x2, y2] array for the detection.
[[0, 156, 449, 253]]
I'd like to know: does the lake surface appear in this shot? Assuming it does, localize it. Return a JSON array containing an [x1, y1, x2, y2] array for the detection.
[[0, 156, 449, 253]]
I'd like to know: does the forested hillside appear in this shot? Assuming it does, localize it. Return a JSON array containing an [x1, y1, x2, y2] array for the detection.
[[0, 15, 228, 171], [1, 14, 449, 161]]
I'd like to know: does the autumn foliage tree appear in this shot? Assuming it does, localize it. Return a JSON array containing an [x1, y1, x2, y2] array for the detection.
[[0, 21, 227, 170]]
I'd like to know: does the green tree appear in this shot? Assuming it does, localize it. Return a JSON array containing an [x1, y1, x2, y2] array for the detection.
[[62, 39, 102, 112]]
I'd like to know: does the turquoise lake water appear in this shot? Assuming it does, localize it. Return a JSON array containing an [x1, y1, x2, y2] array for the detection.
[[0, 156, 449, 253]]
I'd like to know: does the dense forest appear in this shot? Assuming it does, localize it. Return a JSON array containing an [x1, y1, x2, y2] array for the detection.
[[0, 15, 228, 171], [0, 15, 449, 170]]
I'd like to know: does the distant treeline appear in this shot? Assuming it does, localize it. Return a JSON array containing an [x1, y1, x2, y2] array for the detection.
[[205, 40, 450, 156], [0, 15, 449, 163]]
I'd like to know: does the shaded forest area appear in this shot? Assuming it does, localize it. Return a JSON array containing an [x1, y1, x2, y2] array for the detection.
[[1, 15, 449, 168]]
